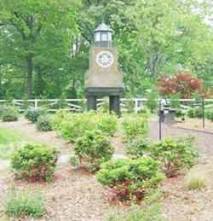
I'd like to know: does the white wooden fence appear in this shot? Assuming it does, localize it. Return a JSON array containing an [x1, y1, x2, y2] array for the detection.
[[0, 98, 212, 113]]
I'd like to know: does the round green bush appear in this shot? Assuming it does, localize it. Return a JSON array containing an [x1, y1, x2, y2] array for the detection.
[[11, 143, 58, 182], [126, 137, 151, 158], [1, 106, 18, 122], [97, 157, 164, 202], [52, 112, 117, 143], [24, 108, 45, 123], [36, 115, 52, 132], [74, 130, 114, 171], [150, 137, 198, 177]]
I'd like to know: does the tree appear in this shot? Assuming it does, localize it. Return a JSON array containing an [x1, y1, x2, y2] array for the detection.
[[0, 0, 80, 98]]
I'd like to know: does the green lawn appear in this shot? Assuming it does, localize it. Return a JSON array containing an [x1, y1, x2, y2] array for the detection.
[[0, 128, 23, 159]]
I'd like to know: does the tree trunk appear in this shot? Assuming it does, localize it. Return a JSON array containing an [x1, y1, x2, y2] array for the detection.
[[26, 55, 33, 98]]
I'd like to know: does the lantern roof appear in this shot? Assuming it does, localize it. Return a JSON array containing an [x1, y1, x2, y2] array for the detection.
[[94, 22, 112, 32]]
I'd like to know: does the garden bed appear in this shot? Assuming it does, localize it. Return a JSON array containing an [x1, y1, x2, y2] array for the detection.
[[175, 118, 213, 133], [0, 117, 213, 220]]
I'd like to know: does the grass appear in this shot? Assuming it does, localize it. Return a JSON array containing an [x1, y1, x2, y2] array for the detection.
[[185, 172, 207, 190], [0, 128, 22, 145], [106, 190, 165, 221], [5, 189, 45, 218], [0, 128, 23, 159]]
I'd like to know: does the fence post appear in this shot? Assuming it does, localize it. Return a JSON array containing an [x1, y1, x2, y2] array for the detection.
[[35, 99, 38, 110]]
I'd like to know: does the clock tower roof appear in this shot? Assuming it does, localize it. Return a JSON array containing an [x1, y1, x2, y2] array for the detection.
[[94, 23, 112, 32]]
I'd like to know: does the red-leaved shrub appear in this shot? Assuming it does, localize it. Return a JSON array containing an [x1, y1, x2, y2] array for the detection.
[[159, 71, 202, 98]]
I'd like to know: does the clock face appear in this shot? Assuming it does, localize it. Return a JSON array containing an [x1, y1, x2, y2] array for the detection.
[[96, 51, 114, 68]]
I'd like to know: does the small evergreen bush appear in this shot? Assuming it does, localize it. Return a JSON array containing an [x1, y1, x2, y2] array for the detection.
[[11, 143, 58, 182], [5, 190, 45, 218], [1, 106, 18, 122], [74, 130, 114, 171], [24, 108, 45, 123], [126, 137, 151, 158], [52, 112, 117, 143], [97, 157, 164, 202], [36, 115, 52, 132], [122, 115, 148, 141], [151, 137, 198, 177]]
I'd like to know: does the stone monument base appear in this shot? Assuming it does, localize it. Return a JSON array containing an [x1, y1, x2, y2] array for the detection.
[[85, 87, 124, 116]]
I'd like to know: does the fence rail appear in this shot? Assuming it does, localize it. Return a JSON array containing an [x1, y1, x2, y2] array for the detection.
[[0, 98, 213, 113]]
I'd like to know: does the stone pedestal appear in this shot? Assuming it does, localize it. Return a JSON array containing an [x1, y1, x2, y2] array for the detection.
[[109, 96, 121, 116], [85, 87, 123, 116]]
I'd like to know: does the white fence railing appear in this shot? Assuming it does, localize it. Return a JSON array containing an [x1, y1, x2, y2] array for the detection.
[[0, 98, 212, 113]]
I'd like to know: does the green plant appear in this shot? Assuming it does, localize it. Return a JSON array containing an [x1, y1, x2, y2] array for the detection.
[[187, 107, 203, 119], [185, 173, 206, 190], [1, 106, 18, 122], [146, 90, 159, 113], [74, 130, 114, 171], [70, 154, 80, 168], [122, 115, 148, 141], [52, 112, 117, 142], [36, 115, 52, 132], [96, 113, 117, 136], [187, 108, 195, 118], [206, 111, 213, 121], [51, 110, 70, 130], [24, 108, 45, 123], [151, 137, 198, 177], [107, 204, 164, 221], [5, 190, 45, 218], [97, 157, 164, 202], [175, 109, 185, 119], [126, 137, 151, 158], [11, 143, 58, 182]]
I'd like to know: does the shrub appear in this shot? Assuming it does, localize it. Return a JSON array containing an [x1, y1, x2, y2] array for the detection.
[[11, 143, 58, 182], [5, 190, 45, 218], [194, 108, 203, 118], [158, 71, 202, 98], [96, 113, 117, 136], [122, 115, 148, 141], [187, 107, 203, 119], [206, 111, 213, 121], [150, 137, 198, 177], [74, 130, 114, 171], [126, 137, 151, 158], [24, 108, 45, 123], [187, 108, 195, 118], [1, 106, 18, 122], [36, 115, 52, 132], [51, 110, 70, 130], [175, 109, 185, 118], [58, 113, 95, 142], [52, 112, 117, 142], [97, 157, 164, 202]]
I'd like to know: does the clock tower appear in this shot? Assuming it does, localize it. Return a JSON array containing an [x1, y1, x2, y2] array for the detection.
[[85, 23, 124, 115]]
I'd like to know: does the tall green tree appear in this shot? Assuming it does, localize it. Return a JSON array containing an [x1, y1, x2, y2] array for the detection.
[[0, 0, 80, 98]]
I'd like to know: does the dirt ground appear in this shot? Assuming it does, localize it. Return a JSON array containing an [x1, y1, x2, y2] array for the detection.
[[175, 118, 213, 134], [0, 118, 213, 221]]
